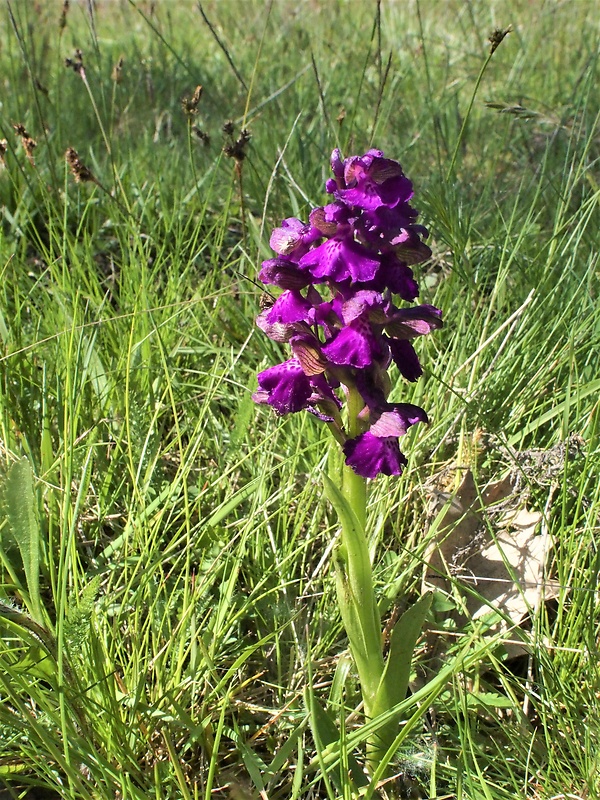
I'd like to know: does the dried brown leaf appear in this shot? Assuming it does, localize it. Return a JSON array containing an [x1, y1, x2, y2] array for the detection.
[[424, 469, 558, 656]]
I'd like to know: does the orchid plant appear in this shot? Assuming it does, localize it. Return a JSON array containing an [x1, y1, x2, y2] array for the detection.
[[254, 148, 442, 775]]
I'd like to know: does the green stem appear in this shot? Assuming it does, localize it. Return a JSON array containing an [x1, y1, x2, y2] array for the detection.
[[342, 457, 367, 531], [326, 385, 384, 727], [335, 466, 383, 716], [334, 387, 383, 718], [446, 49, 494, 182], [326, 386, 421, 772], [326, 461, 389, 773], [325, 389, 435, 773]]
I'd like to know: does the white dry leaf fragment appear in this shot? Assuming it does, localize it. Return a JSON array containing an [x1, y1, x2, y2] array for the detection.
[[477, 506, 546, 619], [424, 469, 559, 657]]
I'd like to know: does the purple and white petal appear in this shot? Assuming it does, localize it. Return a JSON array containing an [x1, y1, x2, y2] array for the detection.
[[369, 404, 428, 438], [270, 217, 321, 258]]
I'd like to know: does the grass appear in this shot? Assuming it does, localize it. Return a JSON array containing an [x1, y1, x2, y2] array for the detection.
[[0, 0, 598, 797]]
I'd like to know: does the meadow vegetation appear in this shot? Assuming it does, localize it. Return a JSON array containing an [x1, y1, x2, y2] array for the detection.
[[0, 1, 598, 798]]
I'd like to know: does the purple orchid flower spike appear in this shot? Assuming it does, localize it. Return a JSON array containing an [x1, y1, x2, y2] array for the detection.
[[254, 148, 442, 478]]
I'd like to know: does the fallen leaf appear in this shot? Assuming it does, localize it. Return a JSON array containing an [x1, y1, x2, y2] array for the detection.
[[424, 469, 559, 657]]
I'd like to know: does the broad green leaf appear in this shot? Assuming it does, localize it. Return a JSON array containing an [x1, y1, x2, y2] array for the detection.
[[371, 593, 433, 730], [306, 690, 367, 791], [465, 691, 515, 710], [204, 477, 261, 528], [3, 458, 43, 625], [0, 306, 9, 345], [231, 721, 267, 792], [14, 645, 56, 682], [267, 720, 306, 777]]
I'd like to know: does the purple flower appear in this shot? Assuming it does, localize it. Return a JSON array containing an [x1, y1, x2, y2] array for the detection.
[[369, 404, 429, 436], [387, 338, 423, 381], [254, 358, 336, 416], [254, 147, 442, 478], [265, 290, 315, 325], [366, 253, 419, 300], [339, 290, 389, 324], [342, 404, 427, 478], [322, 318, 388, 369], [385, 304, 443, 339], [343, 433, 407, 478], [269, 217, 321, 259], [355, 204, 424, 251], [330, 150, 413, 211], [254, 359, 314, 414], [259, 257, 313, 290], [299, 234, 380, 284], [309, 203, 353, 235]]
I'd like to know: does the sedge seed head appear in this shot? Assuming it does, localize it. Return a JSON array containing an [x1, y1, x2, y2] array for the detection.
[[112, 56, 125, 84], [65, 147, 96, 183], [489, 26, 512, 54], [181, 85, 203, 117]]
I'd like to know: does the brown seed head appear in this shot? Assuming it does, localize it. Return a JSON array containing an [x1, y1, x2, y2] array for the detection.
[[181, 85, 203, 117], [65, 48, 85, 75], [191, 84, 203, 105], [59, 0, 69, 31], [112, 56, 125, 84], [66, 147, 96, 184], [192, 126, 210, 146], [34, 78, 49, 97], [489, 26, 512, 54], [0, 139, 7, 167], [13, 124, 37, 165], [23, 139, 36, 164], [223, 126, 251, 163]]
